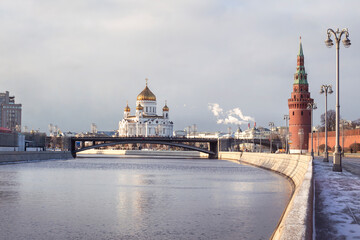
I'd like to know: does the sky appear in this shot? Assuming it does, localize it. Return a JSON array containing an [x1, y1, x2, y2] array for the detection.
[[0, 0, 359, 133]]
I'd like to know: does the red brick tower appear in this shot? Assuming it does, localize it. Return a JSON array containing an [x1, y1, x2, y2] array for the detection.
[[288, 38, 314, 153]]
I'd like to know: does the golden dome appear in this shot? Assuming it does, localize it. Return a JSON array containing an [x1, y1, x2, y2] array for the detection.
[[136, 103, 143, 110], [137, 80, 156, 101], [163, 101, 169, 111], [124, 103, 130, 112]]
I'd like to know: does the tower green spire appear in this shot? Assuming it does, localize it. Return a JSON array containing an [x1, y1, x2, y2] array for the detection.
[[298, 36, 304, 56], [293, 36, 308, 85]]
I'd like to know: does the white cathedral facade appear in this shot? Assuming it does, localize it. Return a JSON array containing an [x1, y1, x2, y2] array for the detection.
[[118, 81, 174, 137]]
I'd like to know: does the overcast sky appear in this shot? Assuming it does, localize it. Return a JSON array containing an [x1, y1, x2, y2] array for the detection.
[[1, 0, 359, 133]]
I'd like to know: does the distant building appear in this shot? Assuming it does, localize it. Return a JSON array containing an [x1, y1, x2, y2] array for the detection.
[[234, 127, 271, 140], [0, 91, 22, 132], [118, 80, 174, 137], [288, 38, 314, 153], [174, 130, 186, 138], [191, 131, 225, 139]]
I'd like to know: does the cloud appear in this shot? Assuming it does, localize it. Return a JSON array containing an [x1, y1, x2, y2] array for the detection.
[[209, 103, 255, 126]]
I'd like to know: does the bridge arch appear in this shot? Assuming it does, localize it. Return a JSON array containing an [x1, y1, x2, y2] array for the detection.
[[74, 140, 215, 157]]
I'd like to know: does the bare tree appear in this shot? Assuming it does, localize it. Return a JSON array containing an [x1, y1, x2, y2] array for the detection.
[[351, 118, 360, 129], [320, 110, 337, 131]]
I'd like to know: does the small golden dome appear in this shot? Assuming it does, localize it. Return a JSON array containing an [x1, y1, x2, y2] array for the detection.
[[124, 102, 130, 112], [136, 103, 143, 110], [163, 101, 169, 111], [137, 80, 156, 101]]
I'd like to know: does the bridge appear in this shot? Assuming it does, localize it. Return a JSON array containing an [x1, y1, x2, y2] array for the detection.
[[70, 137, 219, 159], [70, 136, 283, 158]]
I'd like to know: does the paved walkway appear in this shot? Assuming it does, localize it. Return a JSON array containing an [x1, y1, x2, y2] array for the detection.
[[343, 157, 360, 176], [314, 156, 360, 239]]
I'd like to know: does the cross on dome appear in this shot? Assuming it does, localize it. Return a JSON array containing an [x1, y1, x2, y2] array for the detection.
[[137, 78, 156, 101]]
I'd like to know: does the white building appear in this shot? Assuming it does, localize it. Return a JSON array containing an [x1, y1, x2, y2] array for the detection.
[[234, 127, 272, 140], [118, 81, 174, 137]]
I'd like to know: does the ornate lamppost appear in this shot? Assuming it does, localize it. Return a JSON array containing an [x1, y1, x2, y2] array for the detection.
[[307, 102, 317, 159], [320, 84, 333, 162], [269, 122, 274, 153], [284, 115, 289, 154], [325, 28, 351, 172]]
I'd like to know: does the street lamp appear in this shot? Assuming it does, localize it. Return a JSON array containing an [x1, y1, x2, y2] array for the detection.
[[307, 102, 317, 159], [320, 84, 333, 162], [259, 128, 262, 153], [284, 115, 289, 154], [341, 119, 349, 157], [269, 122, 274, 153], [325, 28, 351, 172], [298, 129, 304, 155], [317, 129, 320, 156]]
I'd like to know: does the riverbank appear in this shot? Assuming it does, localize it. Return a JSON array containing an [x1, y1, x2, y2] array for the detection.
[[0, 151, 73, 163], [79, 149, 209, 158], [218, 152, 313, 240]]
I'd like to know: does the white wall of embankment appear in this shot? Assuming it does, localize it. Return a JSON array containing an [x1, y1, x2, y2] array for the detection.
[[0, 151, 73, 163], [218, 152, 313, 240]]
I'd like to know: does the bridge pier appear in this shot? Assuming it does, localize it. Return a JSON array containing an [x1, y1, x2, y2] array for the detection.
[[209, 141, 218, 159], [70, 139, 77, 158]]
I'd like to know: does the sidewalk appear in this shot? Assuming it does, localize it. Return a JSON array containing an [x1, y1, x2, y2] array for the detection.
[[314, 157, 360, 239]]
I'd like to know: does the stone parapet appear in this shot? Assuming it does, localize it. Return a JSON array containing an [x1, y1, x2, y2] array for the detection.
[[218, 152, 313, 240], [0, 151, 73, 163]]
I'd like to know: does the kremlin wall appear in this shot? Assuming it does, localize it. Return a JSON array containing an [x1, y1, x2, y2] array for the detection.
[[308, 129, 360, 153]]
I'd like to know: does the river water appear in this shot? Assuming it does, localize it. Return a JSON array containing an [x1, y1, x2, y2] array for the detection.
[[0, 156, 291, 240]]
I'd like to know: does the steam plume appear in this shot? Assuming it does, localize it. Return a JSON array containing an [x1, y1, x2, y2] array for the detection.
[[208, 103, 255, 126]]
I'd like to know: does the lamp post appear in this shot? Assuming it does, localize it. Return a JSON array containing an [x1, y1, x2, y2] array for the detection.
[[317, 129, 320, 156], [320, 84, 333, 162], [259, 128, 262, 153], [341, 119, 349, 156], [325, 28, 351, 172], [307, 102, 317, 159], [298, 128, 304, 155], [269, 122, 274, 153], [284, 115, 289, 154]]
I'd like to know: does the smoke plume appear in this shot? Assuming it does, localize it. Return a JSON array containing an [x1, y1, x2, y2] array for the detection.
[[208, 103, 255, 126]]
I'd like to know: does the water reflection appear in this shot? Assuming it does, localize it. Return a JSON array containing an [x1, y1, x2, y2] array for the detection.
[[0, 171, 20, 203], [0, 157, 291, 240]]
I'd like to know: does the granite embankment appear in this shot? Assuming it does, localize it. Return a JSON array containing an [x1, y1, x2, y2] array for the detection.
[[219, 152, 313, 240], [0, 151, 73, 163]]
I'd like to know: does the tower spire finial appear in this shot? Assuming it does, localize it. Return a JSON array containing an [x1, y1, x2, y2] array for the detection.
[[299, 36, 304, 56], [145, 78, 148, 86]]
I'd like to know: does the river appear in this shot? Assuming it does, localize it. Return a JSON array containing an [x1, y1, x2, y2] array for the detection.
[[0, 156, 292, 240]]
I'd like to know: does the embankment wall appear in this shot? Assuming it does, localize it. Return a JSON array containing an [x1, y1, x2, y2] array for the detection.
[[0, 151, 73, 163], [218, 152, 313, 240]]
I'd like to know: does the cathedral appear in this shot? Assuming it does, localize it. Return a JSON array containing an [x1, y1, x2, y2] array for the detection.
[[118, 80, 174, 137]]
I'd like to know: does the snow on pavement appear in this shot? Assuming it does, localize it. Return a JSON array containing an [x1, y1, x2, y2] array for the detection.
[[314, 158, 360, 239]]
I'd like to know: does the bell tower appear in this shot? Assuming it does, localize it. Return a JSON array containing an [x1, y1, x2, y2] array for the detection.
[[288, 37, 314, 153]]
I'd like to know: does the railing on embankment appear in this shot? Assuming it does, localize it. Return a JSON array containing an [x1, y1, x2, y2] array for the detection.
[[0, 151, 73, 163], [218, 152, 313, 240]]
